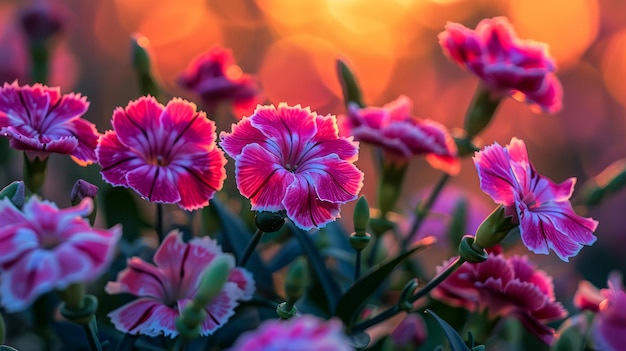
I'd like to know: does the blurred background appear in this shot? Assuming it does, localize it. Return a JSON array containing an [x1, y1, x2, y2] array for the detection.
[[0, 0, 625, 312]]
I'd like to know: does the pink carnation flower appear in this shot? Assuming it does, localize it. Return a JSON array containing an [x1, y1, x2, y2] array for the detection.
[[97, 96, 227, 211], [339, 96, 459, 174], [220, 104, 364, 231], [106, 231, 254, 338], [432, 253, 567, 345], [574, 272, 626, 351], [473, 138, 598, 261], [0, 196, 121, 312], [178, 47, 261, 117], [439, 17, 562, 113], [227, 316, 353, 351], [0, 81, 98, 165]]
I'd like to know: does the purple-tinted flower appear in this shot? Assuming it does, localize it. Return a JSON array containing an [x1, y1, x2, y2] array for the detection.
[[574, 273, 626, 351], [432, 253, 567, 345], [0, 81, 98, 165], [106, 231, 254, 338], [0, 196, 121, 312], [19, 1, 64, 42], [390, 313, 427, 348], [227, 315, 353, 351], [220, 103, 364, 231], [178, 47, 261, 118], [473, 138, 598, 261], [439, 17, 562, 113], [339, 95, 459, 174], [97, 96, 227, 211]]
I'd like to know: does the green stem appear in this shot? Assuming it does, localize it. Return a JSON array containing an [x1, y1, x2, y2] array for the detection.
[[156, 202, 164, 243], [463, 82, 503, 140], [33, 293, 55, 351], [0, 310, 5, 345], [114, 333, 139, 351], [23, 153, 48, 195], [354, 250, 362, 280], [403, 173, 451, 247], [239, 229, 264, 267], [30, 41, 49, 84], [351, 256, 466, 333]]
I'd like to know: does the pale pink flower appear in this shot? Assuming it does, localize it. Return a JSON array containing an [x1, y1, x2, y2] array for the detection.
[[227, 315, 353, 351], [97, 96, 227, 211], [574, 272, 626, 351], [0, 81, 98, 165], [473, 138, 598, 261], [0, 196, 121, 312], [339, 96, 459, 174], [432, 253, 567, 344], [220, 103, 364, 231], [439, 17, 562, 113], [178, 47, 261, 117], [106, 231, 254, 338]]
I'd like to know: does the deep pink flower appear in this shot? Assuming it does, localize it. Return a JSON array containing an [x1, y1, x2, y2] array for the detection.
[[97, 96, 226, 211], [439, 17, 562, 113], [339, 96, 459, 174], [473, 138, 597, 261], [0, 196, 121, 312], [178, 47, 261, 118], [574, 273, 626, 351], [0, 81, 98, 165], [220, 103, 364, 230], [227, 315, 353, 351], [432, 253, 567, 344], [106, 231, 254, 338]]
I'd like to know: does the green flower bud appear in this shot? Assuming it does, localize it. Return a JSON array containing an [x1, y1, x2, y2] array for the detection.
[[336, 59, 365, 108], [285, 257, 308, 302], [131, 33, 160, 97], [473, 206, 517, 250], [464, 83, 503, 139], [276, 301, 298, 319], [255, 211, 286, 233], [194, 256, 231, 306], [458, 236, 488, 263], [353, 195, 370, 236]]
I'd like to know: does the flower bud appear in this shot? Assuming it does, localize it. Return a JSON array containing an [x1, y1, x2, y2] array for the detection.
[[473, 205, 517, 250], [71, 179, 98, 225], [20, 3, 63, 43], [285, 257, 307, 302], [276, 301, 298, 320], [458, 236, 488, 263], [337, 59, 365, 108], [131, 33, 160, 97], [0, 181, 26, 208], [464, 83, 504, 139], [353, 195, 370, 236], [194, 256, 231, 306], [255, 211, 286, 233]]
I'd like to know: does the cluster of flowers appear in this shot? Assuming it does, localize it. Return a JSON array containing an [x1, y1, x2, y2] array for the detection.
[[0, 15, 618, 351]]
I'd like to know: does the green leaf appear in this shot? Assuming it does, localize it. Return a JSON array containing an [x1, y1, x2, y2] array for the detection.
[[337, 59, 365, 108], [290, 224, 343, 313], [425, 309, 471, 351], [208, 199, 277, 299], [335, 236, 436, 327]]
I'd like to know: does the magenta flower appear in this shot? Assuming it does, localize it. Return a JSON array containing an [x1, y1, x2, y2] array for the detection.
[[473, 138, 598, 261], [220, 103, 364, 230], [574, 273, 626, 351], [106, 231, 254, 338], [439, 17, 562, 113], [339, 95, 459, 174], [432, 253, 567, 344], [0, 196, 121, 312], [97, 96, 227, 211], [178, 47, 261, 117], [227, 316, 353, 351], [0, 81, 98, 165]]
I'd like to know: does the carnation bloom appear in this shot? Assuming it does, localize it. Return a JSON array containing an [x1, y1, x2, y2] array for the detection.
[[439, 17, 562, 113], [0, 196, 121, 312], [97, 96, 226, 211], [178, 47, 261, 117], [220, 103, 364, 230], [339, 95, 459, 174], [227, 316, 353, 351], [574, 272, 626, 351], [0, 81, 98, 165], [473, 138, 598, 261], [432, 253, 567, 344], [106, 231, 254, 338]]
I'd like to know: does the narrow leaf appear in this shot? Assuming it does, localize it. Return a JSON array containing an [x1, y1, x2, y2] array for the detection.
[[425, 309, 471, 351], [335, 236, 436, 327], [337, 58, 365, 108]]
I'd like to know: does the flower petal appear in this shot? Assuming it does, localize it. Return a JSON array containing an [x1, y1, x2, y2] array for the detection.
[[108, 297, 179, 337], [474, 142, 518, 205], [112, 96, 163, 153], [97, 130, 144, 186], [219, 115, 267, 158], [173, 147, 226, 211], [126, 164, 181, 204], [300, 155, 363, 203], [200, 283, 241, 336], [106, 257, 169, 300], [235, 143, 295, 211], [282, 175, 341, 230]]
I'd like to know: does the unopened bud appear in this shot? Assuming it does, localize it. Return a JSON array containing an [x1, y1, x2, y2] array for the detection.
[[473, 206, 516, 250], [353, 195, 370, 236], [337, 59, 365, 108], [255, 211, 286, 233], [276, 302, 297, 320], [194, 256, 231, 306], [285, 257, 307, 302], [71, 179, 98, 224], [20, 3, 63, 43]]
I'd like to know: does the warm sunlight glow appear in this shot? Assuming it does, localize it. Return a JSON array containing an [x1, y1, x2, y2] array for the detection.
[[602, 29, 626, 108]]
